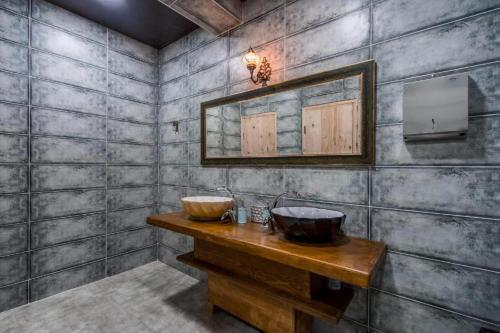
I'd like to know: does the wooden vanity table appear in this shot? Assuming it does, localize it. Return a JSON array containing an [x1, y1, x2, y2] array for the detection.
[[148, 212, 385, 333]]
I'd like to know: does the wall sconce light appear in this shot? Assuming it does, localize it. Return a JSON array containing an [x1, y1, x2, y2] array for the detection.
[[242, 47, 272, 87]]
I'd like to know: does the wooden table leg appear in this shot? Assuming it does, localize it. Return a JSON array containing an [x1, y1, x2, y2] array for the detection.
[[294, 311, 313, 333], [207, 272, 311, 333], [207, 301, 215, 315]]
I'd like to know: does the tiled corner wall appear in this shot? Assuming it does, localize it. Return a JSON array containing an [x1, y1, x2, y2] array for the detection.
[[157, 0, 500, 332], [0, 0, 159, 312]]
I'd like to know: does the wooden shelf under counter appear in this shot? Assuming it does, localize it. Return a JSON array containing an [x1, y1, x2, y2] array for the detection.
[[148, 211, 386, 333]]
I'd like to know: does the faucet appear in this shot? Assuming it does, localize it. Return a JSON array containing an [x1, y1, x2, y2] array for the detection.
[[271, 190, 301, 209], [217, 186, 238, 223], [220, 210, 236, 224], [264, 191, 301, 233], [216, 186, 235, 199]]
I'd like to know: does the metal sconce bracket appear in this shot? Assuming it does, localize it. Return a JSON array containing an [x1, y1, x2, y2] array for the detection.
[[244, 47, 272, 87]]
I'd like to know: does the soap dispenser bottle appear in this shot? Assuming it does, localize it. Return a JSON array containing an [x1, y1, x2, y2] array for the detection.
[[237, 199, 246, 224]]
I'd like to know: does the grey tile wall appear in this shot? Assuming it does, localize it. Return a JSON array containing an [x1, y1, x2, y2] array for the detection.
[[157, 0, 500, 332], [0, 0, 158, 312]]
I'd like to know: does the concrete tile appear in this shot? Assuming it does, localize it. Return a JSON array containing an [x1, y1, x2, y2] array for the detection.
[[31, 137, 106, 163], [159, 120, 189, 144], [230, 8, 285, 56], [108, 73, 157, 104], [159, 98, 189, 123], [160, 165, 188, 186], [31, 0, 106, 44], [107, 143, 156, 165], [30, 213, 106, 249], [376, 252, 500, 323], [284, 48, 370, 81], [376, 117, 500, 165], [0, 103, 27, 134], [0, 165, 27, 194], [189, 62, 228, 96], [107, 206, 155, 233], [0, 71, 28, 104], [107, 228, 156, 257], [0, 194, 28, 225], [159, 35, 189, 64], [284, 168, 369, 204], [160, 185, 186, 206], [107, 186, 157, 211], [159, 54, 187, 83], [31, 237, 106, 277], [373, 0, 500, 42], [229, 167, 283, 195], [372, 208, 500, 271], [188, 142, 201, 166], [159, 143, 188, 165], [31, 165, 105, 191], [158, 229, 193, 253], [0, 253, 27, 286], [160, 76, 188, 103], [31, 21, 106, 67], [0, 134, 27, 163], [370, 290, 491, 333], [0, 282, 27, 312], [31, 50, 106, 91], [188, 28, 217, 50], [372, 167, 500, 217], [189, 38, 228, 73], [286, 0, 368, 35], [108, 29, 157, 64], [30, 260, 105, 302], [189, 166, 226, 190], [108, 50, 157, 84], [107, 246, 156, 276], [243, 0, 283, 21], [107, 119, 155, 145], [373, 11, 500, 82], [0, 223, 27, 256], [0, 40, 28, 74], [31, 108, 106, 140], [285, 8, 370, 68], [31, 79, 106, 116], [107, 165, 156, 187], [107, 96, 156, 124], [31, 189, 105, 220], [0, 0, 28, 14], [0, 8, 28, 43]]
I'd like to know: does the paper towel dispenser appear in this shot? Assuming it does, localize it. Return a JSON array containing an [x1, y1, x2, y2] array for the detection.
[[403, 74, 468, 141]]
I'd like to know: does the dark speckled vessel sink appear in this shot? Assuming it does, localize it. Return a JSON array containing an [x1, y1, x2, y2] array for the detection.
[[270, 207, 346, 243]]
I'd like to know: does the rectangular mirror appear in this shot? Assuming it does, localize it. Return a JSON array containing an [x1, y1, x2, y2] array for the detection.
[[201, 60, 375, 165]]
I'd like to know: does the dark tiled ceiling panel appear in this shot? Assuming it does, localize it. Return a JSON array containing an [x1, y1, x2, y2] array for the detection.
[[45, 0, 199, 48]]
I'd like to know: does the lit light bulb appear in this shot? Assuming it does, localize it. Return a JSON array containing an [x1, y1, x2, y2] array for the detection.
[[243, 47, 260, 70]]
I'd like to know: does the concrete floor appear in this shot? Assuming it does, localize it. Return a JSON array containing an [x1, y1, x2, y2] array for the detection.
[[0, 261, 258, 333]]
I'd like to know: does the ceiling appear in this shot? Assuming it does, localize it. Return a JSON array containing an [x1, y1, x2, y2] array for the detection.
[[46, 0, 199, 48]]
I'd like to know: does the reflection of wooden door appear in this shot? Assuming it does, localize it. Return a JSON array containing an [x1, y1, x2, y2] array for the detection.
[[241, 112, 277, 156], [302, 100, 360, 155]]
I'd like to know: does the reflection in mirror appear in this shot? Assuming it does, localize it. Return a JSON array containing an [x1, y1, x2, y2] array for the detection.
[[205, 74, 362, 158]]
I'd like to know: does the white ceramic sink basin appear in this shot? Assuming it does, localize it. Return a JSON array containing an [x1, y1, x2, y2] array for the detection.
[[181, 196, 234, 220]]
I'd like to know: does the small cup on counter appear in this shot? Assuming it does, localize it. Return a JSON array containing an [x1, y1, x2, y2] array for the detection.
[[250, 205, 270, 224]]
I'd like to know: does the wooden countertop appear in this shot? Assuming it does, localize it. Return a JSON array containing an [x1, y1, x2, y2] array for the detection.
[[148, 211, 386, 287]]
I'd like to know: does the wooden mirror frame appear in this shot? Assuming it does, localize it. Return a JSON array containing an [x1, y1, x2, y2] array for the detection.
[[200, 60, 376, 166]]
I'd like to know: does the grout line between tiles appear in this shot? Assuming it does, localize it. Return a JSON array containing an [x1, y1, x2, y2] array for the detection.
[[26, 0, 32, 304]]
